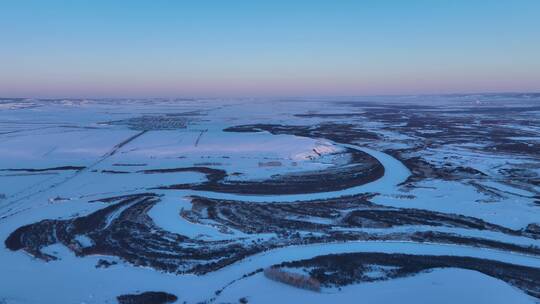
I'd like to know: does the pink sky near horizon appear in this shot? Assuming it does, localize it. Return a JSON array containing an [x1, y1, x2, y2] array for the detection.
[[1, 1, 539, 98]]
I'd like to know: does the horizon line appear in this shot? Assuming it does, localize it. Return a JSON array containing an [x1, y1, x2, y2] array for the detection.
[[2, 91, 540, 101]]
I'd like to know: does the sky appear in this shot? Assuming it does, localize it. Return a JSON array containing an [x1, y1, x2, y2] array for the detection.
[[1, 0, 539, 98]]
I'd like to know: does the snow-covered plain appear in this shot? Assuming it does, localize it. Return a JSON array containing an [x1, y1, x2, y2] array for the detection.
[[0, 95, 539, 303]]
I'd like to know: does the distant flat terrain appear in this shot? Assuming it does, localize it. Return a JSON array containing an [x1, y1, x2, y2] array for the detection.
[[0, 94, 539, 303]]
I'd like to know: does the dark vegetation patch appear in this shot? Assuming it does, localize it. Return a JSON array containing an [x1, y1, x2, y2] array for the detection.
[[88, 192, 160, 203], [186, 195, 520, 236], [408, 231, 540, 253], [383, 152, 489, 185], [117, 291, 177, 304], [5, 193, 282, 274], [140, 166, 227, 182], [7, 193, 540, 276], [224, 123, 380, 142], [329, 101, 540, 191], [101, 170, 130, 174], [273, 252, 540, 299], [96, 259, 117, 268], [488, 142, 540, 155], [0, 166, 86, 172], [151, 148, 384, 195], [523, 223, 540, 239]]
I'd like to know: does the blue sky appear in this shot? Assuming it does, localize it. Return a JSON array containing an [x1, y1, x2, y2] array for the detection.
[[1, 0, 539, 97]]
